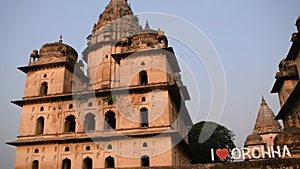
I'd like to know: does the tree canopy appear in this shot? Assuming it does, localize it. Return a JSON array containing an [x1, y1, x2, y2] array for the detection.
[[188, 121, 236, 164]]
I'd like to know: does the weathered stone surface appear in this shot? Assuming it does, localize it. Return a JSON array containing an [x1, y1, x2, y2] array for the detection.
[[9, 0, 193, 168]]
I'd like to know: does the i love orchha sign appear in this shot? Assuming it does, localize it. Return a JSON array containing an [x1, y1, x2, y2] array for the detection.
[[211, 145, 292, 161]]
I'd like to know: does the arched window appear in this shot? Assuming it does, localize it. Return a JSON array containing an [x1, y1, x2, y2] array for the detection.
[[65, 147, 70, 152], [107, 144, 112, 150], [62, 158, 71, 169], [64, 115, 76, 133], [105, 111, 116, 130], [61, 51, 66, 56], [82, 157, 93, 169], [32, 160, 39, 169], [84, 113, 96, 131], [141, 155, 150, 167], [36, 117, 44, 135], [139, 71, 148, 85], [86, 146, 91, 151], [142, 142, 148, 148], [34, 148, 39, 153], [40, 82, 48, 96], [71, 80, 76, 88], [140, 108, 149, 127], [142, 97, 146, 102], [105, 156, 115, 168], [69, 104, 73, 109]]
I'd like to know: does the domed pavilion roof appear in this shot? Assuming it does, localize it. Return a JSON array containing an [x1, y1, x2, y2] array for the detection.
[[244, 132, 265, 146], [37, 36, 78, 65]]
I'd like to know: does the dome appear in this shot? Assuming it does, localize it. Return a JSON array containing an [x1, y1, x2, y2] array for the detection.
[[244, 132, 265, 146], [38, 38, 78, 65], [274, 128, 300, 157], [278, 59, 286, 69], [40, 42, 78, 59]]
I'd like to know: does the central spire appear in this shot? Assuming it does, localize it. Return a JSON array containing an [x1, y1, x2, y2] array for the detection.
[[87, 0, 141, 44], [93, 0, 135, 31]]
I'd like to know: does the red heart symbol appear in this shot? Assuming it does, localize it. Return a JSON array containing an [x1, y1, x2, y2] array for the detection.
[[216, 148, 229, 161]]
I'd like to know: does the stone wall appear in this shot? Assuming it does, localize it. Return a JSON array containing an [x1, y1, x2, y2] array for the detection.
[[105, 158, 300, 169]]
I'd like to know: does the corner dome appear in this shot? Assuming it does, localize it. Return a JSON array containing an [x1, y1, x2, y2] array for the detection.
[[37, 38, 78, 65], [244, 132, 264, 146], [40, 42, 78, 59], [278, 59, 286, 69]]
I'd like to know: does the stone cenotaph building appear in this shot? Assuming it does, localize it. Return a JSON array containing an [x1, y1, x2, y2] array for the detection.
[[8, 0, 192, 168]]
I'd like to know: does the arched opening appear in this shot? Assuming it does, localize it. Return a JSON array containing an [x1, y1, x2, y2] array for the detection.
[[139, 71, 148, 85], [71, 80, 76, 88], [104, 111, 116, 130], [64, 115, 76, 133], [32, 160, 39, 169], [105, 156, 115, 168], [142, 142, 148, 148], [107, 144, 112, 150], [141, 155, 150, 167], [36, 116, 44, 135], [84, 113, 96, 131], [34, 148, 39, 153], [62, 158, 71, 169], [40, 82, 48, 96], [64, 147, 70, 152], [86, 146, 91, 151], [140, 108, 148, 127], [61, 51, 66, 56], [82, 157, 93, 169]]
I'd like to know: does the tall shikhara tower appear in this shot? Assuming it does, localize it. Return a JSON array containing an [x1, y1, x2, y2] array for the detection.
[[8, 0, 192, 168]]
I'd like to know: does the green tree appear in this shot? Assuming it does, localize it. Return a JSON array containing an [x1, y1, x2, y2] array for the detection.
[[188, 121, 236, 164]]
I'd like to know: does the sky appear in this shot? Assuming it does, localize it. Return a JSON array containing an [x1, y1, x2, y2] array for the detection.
[[0, 0, 299, 168]]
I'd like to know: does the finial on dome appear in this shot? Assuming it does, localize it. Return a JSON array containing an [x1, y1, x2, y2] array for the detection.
[[261, 96, 267, 106], [145, 20, 150, 30], [59, 35, 63, 43]]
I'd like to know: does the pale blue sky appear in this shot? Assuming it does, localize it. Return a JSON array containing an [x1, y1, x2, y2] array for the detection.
[[0, 0, 299, 168]]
